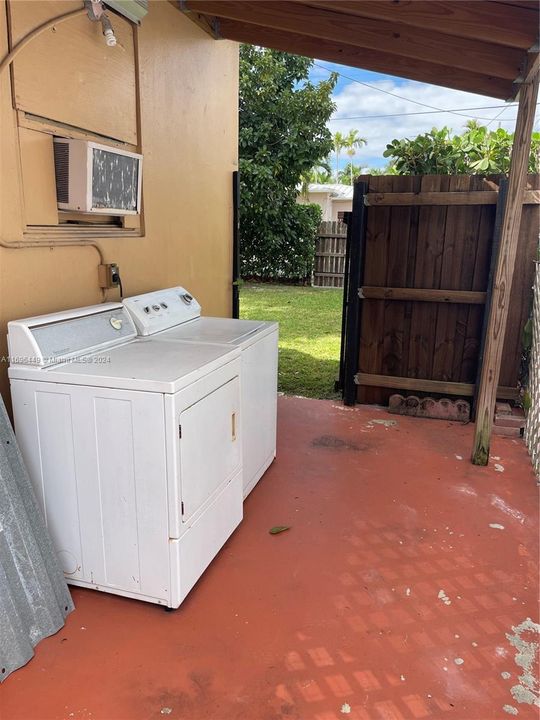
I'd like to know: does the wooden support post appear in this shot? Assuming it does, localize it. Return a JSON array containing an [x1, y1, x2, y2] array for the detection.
[[472, 71, 539, 465]]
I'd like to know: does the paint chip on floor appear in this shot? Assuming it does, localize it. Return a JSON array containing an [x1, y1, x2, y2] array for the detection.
[[438, 589, 452, 605], [340, 703, 351, 714], [506, 617, 540, 708], [503, 705, 519, 715], [160, 709, 172, 716], [494, 463, 505, 473], [491, 495, 526, 524], [489, 523, 505, 530], [454, 658, 464, 665], [502, 672, 512, 680], [368, 419, 397, 428]]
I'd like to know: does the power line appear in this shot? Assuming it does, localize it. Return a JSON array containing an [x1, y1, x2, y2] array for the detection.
[[330, 105, 519, 122], [313, 62, 528, 122], [485, 103, 512, 129]]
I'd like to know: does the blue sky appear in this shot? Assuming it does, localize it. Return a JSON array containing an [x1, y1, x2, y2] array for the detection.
[[308, 61, 540, 172]]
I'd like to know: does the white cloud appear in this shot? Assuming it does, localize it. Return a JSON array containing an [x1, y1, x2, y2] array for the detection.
[[326, 77, 540, 169]]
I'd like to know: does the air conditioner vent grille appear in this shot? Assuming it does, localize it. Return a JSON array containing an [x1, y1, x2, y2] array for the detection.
[[53, 141, 69, 204]]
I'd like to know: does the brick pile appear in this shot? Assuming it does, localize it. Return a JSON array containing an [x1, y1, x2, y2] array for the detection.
[[493, 402, 525, 438]]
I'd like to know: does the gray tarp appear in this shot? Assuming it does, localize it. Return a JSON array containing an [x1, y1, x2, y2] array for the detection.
[[0, 396, 73, 681]]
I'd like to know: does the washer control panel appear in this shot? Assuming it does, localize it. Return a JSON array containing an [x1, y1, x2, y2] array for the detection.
[[123, 287, 202, 336], [7, 303, 136, 367]]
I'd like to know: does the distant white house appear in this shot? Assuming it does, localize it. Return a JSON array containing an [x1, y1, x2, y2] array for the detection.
[[297, 183, 353, 222]]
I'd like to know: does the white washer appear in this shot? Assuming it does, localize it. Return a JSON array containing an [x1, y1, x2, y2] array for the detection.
[[8, 302, 243, 608], [123, 287, 278, 499]]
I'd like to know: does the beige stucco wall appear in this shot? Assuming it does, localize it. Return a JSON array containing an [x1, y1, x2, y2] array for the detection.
[[297, 193, 352, 221], [331, 199, 352, 221], [0, 1, 239, 404], [297, 192, 332, 221]]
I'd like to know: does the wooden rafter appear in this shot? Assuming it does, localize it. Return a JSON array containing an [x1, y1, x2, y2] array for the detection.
[[181, 0, 538, 99], [185, 1, 524, 79], [294, 1, 538, 49], [472, 69, 540, 465], [215, 18, 515, 98], [172, 0, 220, 38]]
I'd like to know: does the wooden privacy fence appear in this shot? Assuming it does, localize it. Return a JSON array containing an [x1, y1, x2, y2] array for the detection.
[[525, 261, 540, 479], [313, 221, 347, 287], [348, 174, 539, 406]]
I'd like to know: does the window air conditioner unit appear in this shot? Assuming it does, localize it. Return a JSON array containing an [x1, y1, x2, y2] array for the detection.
[[53, 138, 143, 215]]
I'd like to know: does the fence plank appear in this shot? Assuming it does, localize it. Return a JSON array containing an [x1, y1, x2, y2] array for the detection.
[[355, 372, 518, 399], [313, 221, 347, 288], [362, 287, 486, 303], [433, 176, 472, 382], [360, 175, 393, 403], [453, 176, 488, 384], [381, 175, 416, 385], [365, 189, 540, 206], [407, 175, 448, 384], [500, 174, 540, 386], [465, 183, 497, 391]]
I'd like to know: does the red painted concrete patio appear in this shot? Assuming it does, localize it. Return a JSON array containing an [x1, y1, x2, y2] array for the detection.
[[2, 396, 539, 720]]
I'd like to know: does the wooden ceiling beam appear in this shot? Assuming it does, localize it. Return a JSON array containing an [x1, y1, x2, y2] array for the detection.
[[172, 0, 220, 38], [294, 0, 538, 50], [186, 1, 524, 81], [215, 18, 514, 99], [495, 0, 540, 10]]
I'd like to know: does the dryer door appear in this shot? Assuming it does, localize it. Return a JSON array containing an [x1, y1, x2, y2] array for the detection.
[[178, 377, 241, 523]]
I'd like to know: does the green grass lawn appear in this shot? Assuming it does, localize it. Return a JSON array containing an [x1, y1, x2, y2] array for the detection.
[[240, 283, 343, 399]]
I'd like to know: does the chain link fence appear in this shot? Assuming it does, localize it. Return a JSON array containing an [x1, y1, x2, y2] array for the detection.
[[525, 260, 540, 479]]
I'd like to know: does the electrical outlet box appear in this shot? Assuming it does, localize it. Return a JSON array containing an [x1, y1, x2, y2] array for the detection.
[[98, 263, 120, 289]]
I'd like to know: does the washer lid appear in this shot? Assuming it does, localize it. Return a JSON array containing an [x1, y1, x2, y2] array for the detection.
[[152, 317, 273, 346], [9, 338, 240, 393]]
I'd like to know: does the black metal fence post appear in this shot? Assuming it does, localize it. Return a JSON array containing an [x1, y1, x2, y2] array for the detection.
[[335, 212, 351, 392], [343, 181, 368, 406]]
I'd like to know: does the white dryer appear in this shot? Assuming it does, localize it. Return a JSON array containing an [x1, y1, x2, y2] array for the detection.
[[8, 302, 243, 608], [123, 287, 278, 499]]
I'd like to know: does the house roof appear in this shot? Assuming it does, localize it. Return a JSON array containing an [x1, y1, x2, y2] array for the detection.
[[178, 0, 539, 100], [308, 183, 354, 200]]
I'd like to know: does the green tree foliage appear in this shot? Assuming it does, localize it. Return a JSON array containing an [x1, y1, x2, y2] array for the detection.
[[343, 129, 367, 183], [383, 122, 540, 175], [331, 130, 367, 182], [332, 131, 346, 181], [239, 46, 337, 280], [337, 162, 364, 185], [299, 163, 333, 195]]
